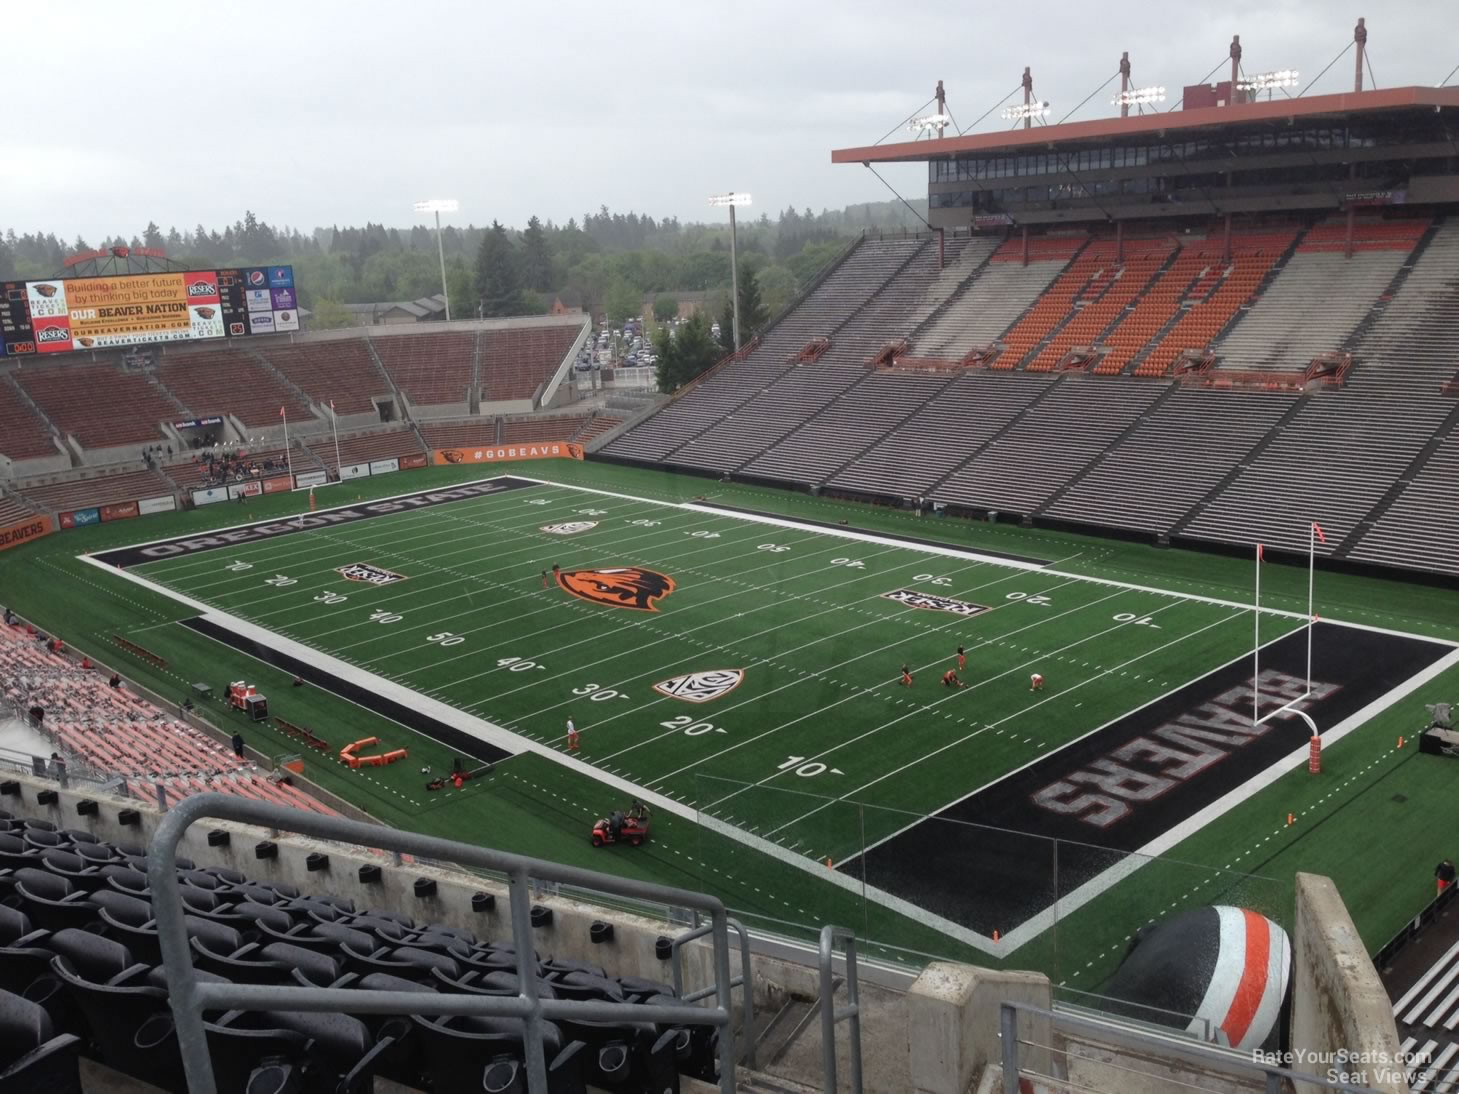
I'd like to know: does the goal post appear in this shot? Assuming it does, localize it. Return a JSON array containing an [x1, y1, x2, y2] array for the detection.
[[1253, 522, 1322, 728]]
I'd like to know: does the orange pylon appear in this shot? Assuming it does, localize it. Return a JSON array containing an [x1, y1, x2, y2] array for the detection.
[[825, 857, 833, 870], [1398, 736, 1406, 749], [992, 929, 1001, 942], [1286, 813, 1295, 826]]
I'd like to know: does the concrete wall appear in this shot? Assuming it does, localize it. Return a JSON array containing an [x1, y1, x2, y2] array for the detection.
[[906, 964, 1053, 1094], [1292, 872, 1410, 1094]]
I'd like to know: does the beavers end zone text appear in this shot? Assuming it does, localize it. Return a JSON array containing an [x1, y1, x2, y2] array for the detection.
[[0, 516, 52, 552], [91, 476, 537, 567]]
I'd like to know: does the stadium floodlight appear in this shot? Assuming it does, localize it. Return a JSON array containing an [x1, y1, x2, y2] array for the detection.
[[1001, 102, 1050, 122], [908, 113, 951, 134], [1237, 69, 1300, 92], [1113, 86, 1166, 107], [413, 199, 459, 322], [708, 193, 753, 350]]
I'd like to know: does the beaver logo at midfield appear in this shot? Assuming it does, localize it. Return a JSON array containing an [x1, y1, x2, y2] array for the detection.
[[557, 567, 676, 611]]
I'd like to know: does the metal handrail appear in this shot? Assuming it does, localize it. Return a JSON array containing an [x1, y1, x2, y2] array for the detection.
[[671, 915, 757, 1069], [147, 793, 739, 1094], [999, 1000, 1387, 1094], [819, 925, 863, 1094]]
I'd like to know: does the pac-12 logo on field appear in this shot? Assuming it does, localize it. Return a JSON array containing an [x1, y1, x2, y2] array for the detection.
[[540, 521, 597, 536], [653, 669, 744, 704], [881, 589, 990, 616], [556, 567, 675, 611], [336, 562, 407, 586]]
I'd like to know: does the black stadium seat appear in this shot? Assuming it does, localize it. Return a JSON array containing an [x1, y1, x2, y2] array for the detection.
[[0, 986, 83, 1094], [13, 869, 97, 932]]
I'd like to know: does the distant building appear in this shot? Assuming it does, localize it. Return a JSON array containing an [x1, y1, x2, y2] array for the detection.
[[550, 292, 585, 316], [340, 294, 448, 326]]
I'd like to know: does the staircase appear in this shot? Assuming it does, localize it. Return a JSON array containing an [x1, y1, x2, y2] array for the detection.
[[361, 336, 408, 418], [1168, 393, 1311, 535], [244, 347, 316, 412], [469, 331, 484, 413], [898, 239, 1000, 345], [1332, 398, 1459, 557], [1338, 220, 1444, 355], [145, 370, 192, 417]]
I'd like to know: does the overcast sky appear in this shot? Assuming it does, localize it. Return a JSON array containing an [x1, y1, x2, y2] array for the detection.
[[6, 1, 1455, 242]]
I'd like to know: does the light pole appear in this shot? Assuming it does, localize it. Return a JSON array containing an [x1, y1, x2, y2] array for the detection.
[[413, 199, 459, 321], [708, 192, 752, 351]]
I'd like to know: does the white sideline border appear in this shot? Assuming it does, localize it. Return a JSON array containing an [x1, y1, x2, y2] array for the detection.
[[77, 471, 1459, 957]]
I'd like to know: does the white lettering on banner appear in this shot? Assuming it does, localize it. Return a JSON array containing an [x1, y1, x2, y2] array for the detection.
[[294, 470, 328, 489], [368, 458, 399, 475], [341, 463, 370, 479], [1030, 670, 1341, 829], [137, 495, 177, 516]]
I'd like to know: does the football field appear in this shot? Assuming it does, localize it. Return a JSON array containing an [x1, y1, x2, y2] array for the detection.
[[84, 472, 1456, 960]]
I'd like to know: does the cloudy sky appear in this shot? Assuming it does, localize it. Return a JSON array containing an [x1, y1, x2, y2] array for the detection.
[[6, 1, 1455, 241]]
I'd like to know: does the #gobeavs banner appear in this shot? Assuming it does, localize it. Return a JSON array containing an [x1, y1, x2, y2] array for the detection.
[[434, 442, 584, 465]]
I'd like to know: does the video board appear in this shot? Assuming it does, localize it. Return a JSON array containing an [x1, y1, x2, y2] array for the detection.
[[0, 266, 299, 356]]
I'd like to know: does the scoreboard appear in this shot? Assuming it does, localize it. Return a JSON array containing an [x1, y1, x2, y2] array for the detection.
[[0, 265, 299, 357]]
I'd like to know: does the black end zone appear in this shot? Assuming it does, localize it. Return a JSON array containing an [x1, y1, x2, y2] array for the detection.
[[181, 616, 513, 766], [840, 622, 1451, 937]]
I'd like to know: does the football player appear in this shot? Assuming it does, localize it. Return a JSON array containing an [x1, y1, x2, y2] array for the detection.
[[956, 645, 967, 672], [942, 669, 965, 688], [899, 664, 914, 687], [1030, 672, 1045, 692]]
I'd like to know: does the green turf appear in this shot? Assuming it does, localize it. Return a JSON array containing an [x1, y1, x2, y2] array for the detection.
[[2, 459, 1456, 984]]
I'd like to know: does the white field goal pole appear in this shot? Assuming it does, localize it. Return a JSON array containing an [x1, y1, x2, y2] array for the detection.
[[1253, 526, 1319, 728]]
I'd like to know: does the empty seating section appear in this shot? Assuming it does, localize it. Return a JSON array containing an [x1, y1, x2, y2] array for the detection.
[[14, 364, 177, 449], [830, 373, 1048, 499], [479, 325, 581, 401], [421, 421, 498, 449], [912, 252, 1070, 361], [1181, 395, 1451, 553], [1298, 215, 1429, 253], [989, 235, 1087, 263], [156, 349, 310, 428], [20, 469, 172, 514], [0, 378, 59, 460], [0, 492, 38, 525], [0, 623, 334, 816], [1349, 432, 1459, 575], [745, 370, 949, 484], [894, 236, 996, 333], [989, 242, 1107, 368], [1044, 390, 1296, 532], [500, 414, 592, 443], [1026, 240, 1174, 372], [933, 379, 1164, 514], [256, 340, 383, 415], [603, 236, 922, 462], [1212, 247, 1411, 371], [304, 427, 422, 471], [575, 414, 623, 443], [1342, 219, 1459, 399], [372, 332, 475, 406], [1130, 232, 1295, 377], [818, 240, 953, 367]]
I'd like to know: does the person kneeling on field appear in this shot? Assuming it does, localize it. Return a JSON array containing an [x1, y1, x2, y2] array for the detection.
[[900, 664, 913, 687], [1030, 672, 1045, 692], [942, 669, 965, 688]]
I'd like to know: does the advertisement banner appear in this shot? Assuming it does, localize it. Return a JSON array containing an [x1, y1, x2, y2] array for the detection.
[[138, 495, 177, 515], [227, 481, 263, 500], [244, 269, 269, 291], [272, 309, 300, 332], [268, 267, 294, 288], [172, 416, 224, 430], [29, 273, 226, 351], [0, 515, 51, 551], [368, 458, 400, 475], [433, 442, 584, 465], [59, 508, 100, 528], [270, 287, 297, 311], [100, 501, 140, 522], [192, 486, 229, 506], [294, 470, 329, 489], [247, 311, 275, 335], [399, 453, 428, 470], [262, 475, 293, 495], [340, 463, 371, 480], [245, 289, 272, 313]]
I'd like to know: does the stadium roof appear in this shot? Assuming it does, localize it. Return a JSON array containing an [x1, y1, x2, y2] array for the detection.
[[832, 85, 1459, 165]]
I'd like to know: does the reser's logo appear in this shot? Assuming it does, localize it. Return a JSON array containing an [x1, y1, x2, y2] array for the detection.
[[187, 281, 218, 297], [557, 567, 675, 611], [336, 562, 407, 585], [36, 327, 70, 344]]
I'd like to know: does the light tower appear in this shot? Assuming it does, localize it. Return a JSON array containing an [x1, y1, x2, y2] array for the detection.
[[708, 193, 753, 351], [412, 199, 459, 322]]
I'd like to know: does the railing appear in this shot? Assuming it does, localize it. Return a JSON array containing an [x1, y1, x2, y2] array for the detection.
[[1441, 379, 1459, 396], [1181, 368, 1309, 392], [147, 793, 741, 1094], [998, 1001, 1386, 1094], [672, 916, 757, 1068], [819, 926, 863, 1094]]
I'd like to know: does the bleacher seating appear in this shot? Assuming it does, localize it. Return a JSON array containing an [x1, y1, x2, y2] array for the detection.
[[254, 340, 385, 416], [1347, 431, 1459, 575], [0, 798, 721, 1092], [13, 364, 179, 450], [575, 413, 624, 444], [18, 469, 173, 514], [911, 247, 1072, 362], [304, 426, 423, 471], [155, 349, 311, 428], [989, 241, 1109, 369], [479, 325, 582, 402], [0, 378, 60, 461], [1297, 215, 1430, 253], [371, 332, 476, 407], [420, 421, 499, 449], [0, 492, 38, 526], [500, 414, 592, 444]]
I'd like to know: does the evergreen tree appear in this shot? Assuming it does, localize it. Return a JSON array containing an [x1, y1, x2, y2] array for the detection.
[[520, 215, 552, 292], [475, 220, 524, 317], [654, 312, 721, 393]]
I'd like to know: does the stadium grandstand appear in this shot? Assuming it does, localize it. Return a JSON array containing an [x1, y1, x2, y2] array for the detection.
[[4, 15, 1459, 1094]]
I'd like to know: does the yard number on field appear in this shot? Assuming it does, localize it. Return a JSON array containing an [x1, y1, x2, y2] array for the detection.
[[226, 561, 253, 572], [829, 558, 866, 569], [779, 755, 844, 777], [1006, 591, 1052, 606], [660, 715, 726, 736], [757, 543, 791, 553], [573, 683, 630, 701], [627, 519, 661, 527], [576, 509, 607, 516], [685, 530, 720, 539], [313, 591, 347, 605], [914, 573, 952, 586], [497, 657, 545, 672], [369, 610, 403, 624], [428, 631, 465, 647], [1113, 612, 1161, 629], [265, 574, 297, 587]]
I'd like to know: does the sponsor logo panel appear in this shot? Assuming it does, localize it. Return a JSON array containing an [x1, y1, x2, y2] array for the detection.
[[557, 567, 675, 612], [336, 562, 407, 586], [99, 501, 140, 522], [880, 589, 991, 616], [653, 669, 745, 703]]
